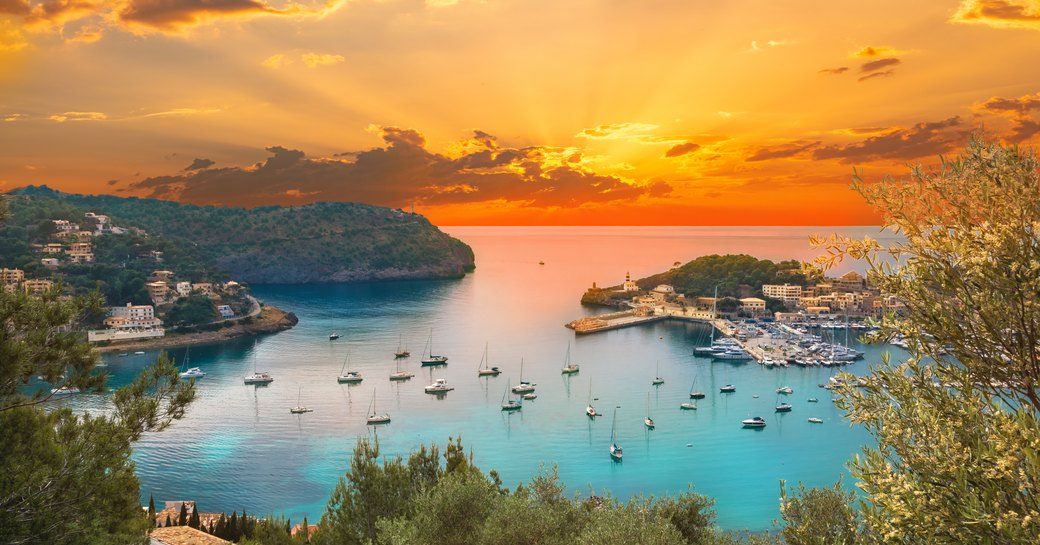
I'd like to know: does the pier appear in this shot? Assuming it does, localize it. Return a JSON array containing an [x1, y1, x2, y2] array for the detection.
[[565, 307, 735, 337]]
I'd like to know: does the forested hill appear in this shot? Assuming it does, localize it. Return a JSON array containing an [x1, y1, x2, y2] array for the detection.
[[11, 186, 475, 284], [638, 254, 818, 297]]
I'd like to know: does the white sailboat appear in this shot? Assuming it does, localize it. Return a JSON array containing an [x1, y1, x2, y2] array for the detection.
[[511, 358, 535, 394], [337, 351, 363, 384], [609, 407, 623, 461], [477, 342, 501, 376], [394, 334, 410, 358], [689, 375, 705, 399], [501, 381, 522, 411], [366, 389, 390, 424], [644, 392, 655, 429], [586, 380, 598, 418], [179, 347, 205, 378], [244, 340, 274, 384], [389, 357, 414, 381], [561, 343, 579, 374], [420, 329, 448, 366], [652, 361, 664, 385], [290, 386, 313, 414]]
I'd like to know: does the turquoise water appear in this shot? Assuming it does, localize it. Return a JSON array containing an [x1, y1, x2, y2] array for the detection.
[[76, 226, 904, 531]]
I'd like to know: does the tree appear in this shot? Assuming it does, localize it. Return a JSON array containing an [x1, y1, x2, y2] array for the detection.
[[188, 505, 200, 529], [778, 479, 863, 545], [148, 495, 156, 528], [178, 503, 188, 527], [0, 196, 197, 545], [813, 136, 1040, 544]]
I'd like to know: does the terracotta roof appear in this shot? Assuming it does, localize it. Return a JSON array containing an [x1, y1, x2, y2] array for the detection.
[[150, 526, 228, 545]]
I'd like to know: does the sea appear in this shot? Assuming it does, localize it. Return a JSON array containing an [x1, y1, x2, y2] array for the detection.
[[70, 226, 907, 531]]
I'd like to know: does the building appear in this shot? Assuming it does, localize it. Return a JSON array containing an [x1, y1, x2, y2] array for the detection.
[[41, 243, 64, 254], [650, 284, 675, 302], [1, 268, 25, 284], [762, 283, 803, 308], [40, 258, 60, 269], [621, 272, 639, 292], [832, 271, 867, 292], [290, 523, 318, 541], [193, 283, 214, 296], [66, 242, 94, 264], [147, 281, 169, 304], [216, 305, 234, 319], [52, 219, 79, 232], [738, 297, 766, 314], [84, 212, 112, 235], [21, 279, 54, 295], [175, 282, 192, 298], [110, 303, 156, 320], [152, 270, 176, 281]]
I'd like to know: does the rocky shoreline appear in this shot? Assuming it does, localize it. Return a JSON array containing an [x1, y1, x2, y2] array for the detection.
[[94, 305, 299, 354]]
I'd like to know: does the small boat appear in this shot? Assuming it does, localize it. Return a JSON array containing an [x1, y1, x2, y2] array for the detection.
[[680, 402, 698, 410], [644, 392, 655, 429], [337, 352, 363, 384], [808, 417, 823, 424], [389, 358, 414, 381], [134, 351, 145, 355], [477, 343, 501, 377], [178, 348, 205, 379], [243, 371, 273, 385], [420, 329, 448, 366], [609, 408, 623, 461], [50, 386, 79, 396], [689, 376, 705, 399], [522, 393, 537, 400], [118, 353, 128, 357], [775, 402, 793, 412], [720, 384, 736, 393], [586, 380, 597, 418], [394, 334, 410, 358], [366, 389, 390, 424], [290, 387, 313, 414], [501, 382, 522, 411], [329, 333, 340, 341], [651, 361, 664, 385], [424, 378, 454, 394], [561, 343, 579, 374], [511, 358, 535, 394], [244, 340, 274, 384], [776, 386, 793, 395], [742, 416, 767, 428], [807, 397, 819, 402]]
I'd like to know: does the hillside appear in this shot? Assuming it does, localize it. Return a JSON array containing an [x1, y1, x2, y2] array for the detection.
[[11, 186, 475, 284]]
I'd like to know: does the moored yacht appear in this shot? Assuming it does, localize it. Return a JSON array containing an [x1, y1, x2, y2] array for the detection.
[[742, 416, 767, 428], [424, 378, 454, 394], [720, 384, 736, 393], [244, 371, 274, 385]]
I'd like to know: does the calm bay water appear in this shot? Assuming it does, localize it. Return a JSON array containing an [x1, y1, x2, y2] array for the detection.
[[81, 226, 905, 531]]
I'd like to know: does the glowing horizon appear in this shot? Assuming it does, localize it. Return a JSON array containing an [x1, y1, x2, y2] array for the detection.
[[2, 1, 1039, 225]]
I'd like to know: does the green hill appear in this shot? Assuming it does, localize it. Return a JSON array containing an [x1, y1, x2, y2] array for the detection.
[[7, 186, 475, 284]]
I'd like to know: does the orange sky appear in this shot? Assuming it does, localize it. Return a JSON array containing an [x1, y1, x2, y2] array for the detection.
[[2, 0, 1039, 225]]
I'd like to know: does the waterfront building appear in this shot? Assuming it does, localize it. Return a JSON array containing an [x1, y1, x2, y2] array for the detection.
[[762, 283, 803, 308], [217, 305, 235, 319], [110, 302, 157, 320], [738, 297, 766, 314]]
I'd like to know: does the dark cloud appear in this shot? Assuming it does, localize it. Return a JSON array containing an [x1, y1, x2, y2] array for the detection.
[[128, 127, 667, 208], [119, 0, 273, 29], [858, 70, 895, 82], [664, 142, 700, 158], [746, 141, 819, 162], [979, 93, 1040, 114], [953, 0, 1040, 28], [860, 58, 900, 73], [819, 67, 848, 75], [0, 0, 29, 15], [1010, 117, 1040, 142], [184, 158, 215, 171], [812, 117, 964, 163], [106, 179, 119, 186]]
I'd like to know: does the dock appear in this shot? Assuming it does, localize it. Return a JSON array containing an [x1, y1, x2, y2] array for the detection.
[[566, 307, 735, 337]]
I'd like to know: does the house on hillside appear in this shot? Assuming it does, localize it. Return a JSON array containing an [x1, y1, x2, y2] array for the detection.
[[149, 526, 228, 545]]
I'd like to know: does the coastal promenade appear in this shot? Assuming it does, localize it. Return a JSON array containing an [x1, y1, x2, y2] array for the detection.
[[565, 306, 736, 337]]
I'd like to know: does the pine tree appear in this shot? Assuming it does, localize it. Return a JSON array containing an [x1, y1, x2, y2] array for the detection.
[[148, 495, 156, 528], [229, 512, 239, 541], [164, 514, 172, 528], [301, 515, 309, 542], [178, 503, 188, 526], [188, 506, 200, 529]]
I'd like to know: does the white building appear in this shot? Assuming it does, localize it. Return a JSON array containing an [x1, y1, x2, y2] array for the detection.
[[216, 305, 234, 319], [110, 303, 156, 320], [762, 283, 803, 307], [176, 281, 192, 298], [621, 272, 639, 292]]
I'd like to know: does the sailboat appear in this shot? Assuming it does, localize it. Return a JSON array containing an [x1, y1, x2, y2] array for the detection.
[[689, 375, 705, 399], [501, 381, 522, 411], [394, 334, 410, 358], [644, 392, 655, 429], [586, 380, 598, 418], [561, 343, 579, 374], [244, 340, 274, 384], [179, 347, 205, 378], [290, 386, 313, 414], [775, 387, 793, 412], [389, 356, 414, 381], [652, 361, 664, 385], [329, 333, 340, 341], [337, 351, 363, 384], [420, 329, 448, 366], [477, 343, 501, 376], [609, 407, 623, 461], [511, 358, 535, 394], [366, 389, 390, 424]]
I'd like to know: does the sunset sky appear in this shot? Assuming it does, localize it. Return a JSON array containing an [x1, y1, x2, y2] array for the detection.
[[2, 0, 1039, 225]]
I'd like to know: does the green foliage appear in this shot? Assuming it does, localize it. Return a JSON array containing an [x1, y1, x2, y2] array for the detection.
[[778, 479, 863, 545], [166, 294, 218, 326], [637, 254, 818, 298], [12, 186, 475, 284], [814, 136, 1040, 544]]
